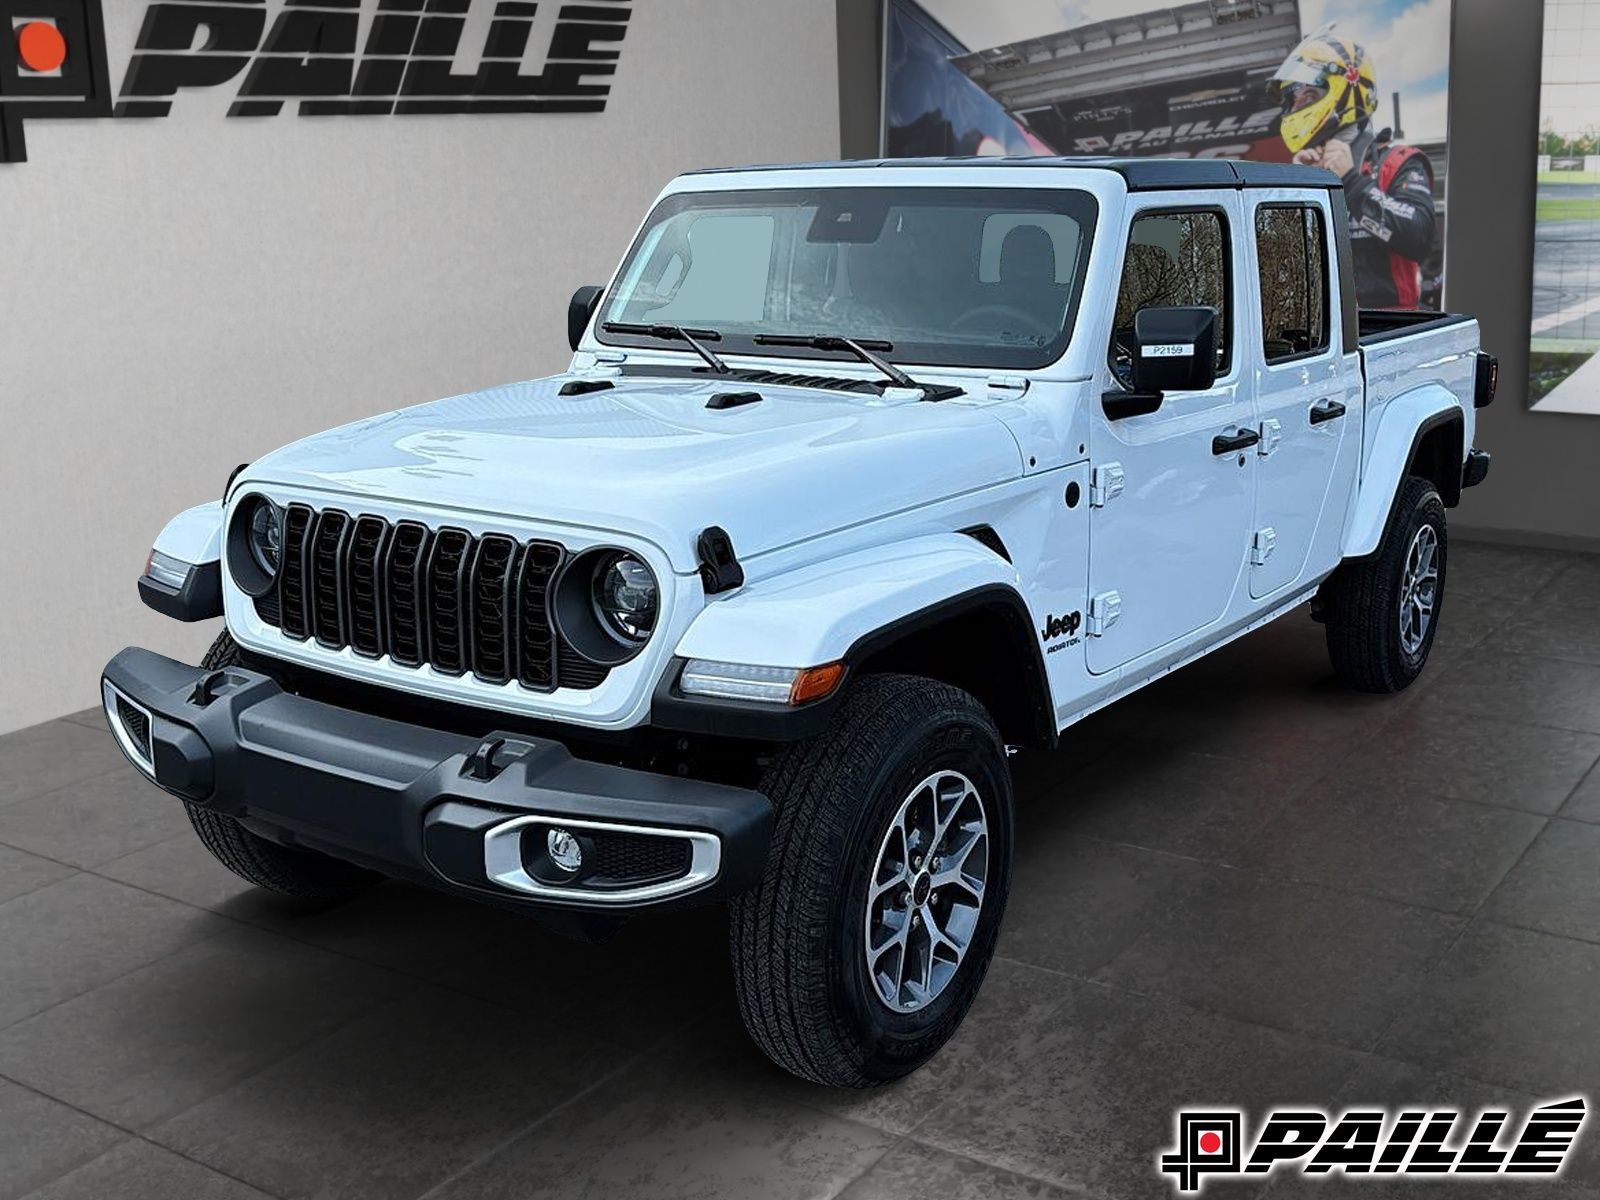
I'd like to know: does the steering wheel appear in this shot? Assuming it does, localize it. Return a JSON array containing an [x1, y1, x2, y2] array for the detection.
[[952, 304, 1054, 340]]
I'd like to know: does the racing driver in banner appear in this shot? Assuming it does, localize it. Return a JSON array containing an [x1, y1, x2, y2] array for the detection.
[[1269, 28, 1438, 309]]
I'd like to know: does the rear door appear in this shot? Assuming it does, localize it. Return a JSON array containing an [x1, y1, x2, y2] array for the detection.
[[1087, 194, 1257, 674], [1245, 192, 1363, 598]]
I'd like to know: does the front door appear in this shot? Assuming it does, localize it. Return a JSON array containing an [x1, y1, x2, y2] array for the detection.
[[1087, 197, 1257, 675], [1246, 194, 1361, 598]]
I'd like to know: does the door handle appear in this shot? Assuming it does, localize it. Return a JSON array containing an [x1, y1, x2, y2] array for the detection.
[[1309, 399, 1347, 425], [1212, 428, 1261, 455]]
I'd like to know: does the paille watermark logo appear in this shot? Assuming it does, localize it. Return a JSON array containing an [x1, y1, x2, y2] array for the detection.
[[2, 0, 629, 163], [0, 0, 113, 163], [1160, 1098, 1588, 1193]]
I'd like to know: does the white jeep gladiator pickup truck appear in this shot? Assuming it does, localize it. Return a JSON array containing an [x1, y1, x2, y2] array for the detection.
[[104, 157, 1495, 1087]]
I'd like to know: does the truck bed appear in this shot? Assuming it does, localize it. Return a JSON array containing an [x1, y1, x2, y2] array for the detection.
[[1358, 308, 1474, 346]]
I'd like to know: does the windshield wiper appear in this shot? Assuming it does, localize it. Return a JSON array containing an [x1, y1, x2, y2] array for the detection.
[[601, 322, 729, 374], [752, 333, 962, 401]]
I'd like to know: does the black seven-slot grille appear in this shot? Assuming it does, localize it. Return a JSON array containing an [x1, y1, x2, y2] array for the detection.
[[255, 504, 609, 692]]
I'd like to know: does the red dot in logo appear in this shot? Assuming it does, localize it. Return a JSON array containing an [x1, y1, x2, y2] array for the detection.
[[17, 21, 68, 73], [1199, 1131, 1223, 1155]]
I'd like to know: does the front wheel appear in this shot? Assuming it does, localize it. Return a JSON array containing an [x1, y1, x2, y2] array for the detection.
[[1322, 475, 1448, 692], [728, 673, 1013, 1087]]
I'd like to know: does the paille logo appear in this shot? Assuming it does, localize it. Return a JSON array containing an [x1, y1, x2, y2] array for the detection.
[[2, 0, 630, 164], [0, 0, 113, 163]]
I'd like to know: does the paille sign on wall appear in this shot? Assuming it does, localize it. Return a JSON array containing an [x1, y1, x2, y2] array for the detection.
[[0, 0, 631, 163]]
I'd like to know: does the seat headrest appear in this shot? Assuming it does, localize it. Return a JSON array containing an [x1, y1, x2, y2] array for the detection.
[[998, 225, 1057, 285]]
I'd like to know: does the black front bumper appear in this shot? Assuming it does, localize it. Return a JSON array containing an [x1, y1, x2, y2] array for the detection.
[[101, 647, 773, 919]]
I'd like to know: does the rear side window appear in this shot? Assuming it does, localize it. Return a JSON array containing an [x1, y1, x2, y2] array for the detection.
[[1255, 205, 1330, 362], [1110, 210, 1231, 387]]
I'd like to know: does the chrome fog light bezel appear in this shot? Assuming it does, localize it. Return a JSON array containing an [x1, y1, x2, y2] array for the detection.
[[482, 814, 720, 904], [102, 679, 155, 776]]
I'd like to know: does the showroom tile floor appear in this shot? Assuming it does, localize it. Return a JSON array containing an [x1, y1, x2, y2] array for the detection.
[[2, 541, 1600, 1200]]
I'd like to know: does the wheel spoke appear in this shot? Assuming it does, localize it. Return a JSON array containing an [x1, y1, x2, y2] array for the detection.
[[929, 828, 986, 897]]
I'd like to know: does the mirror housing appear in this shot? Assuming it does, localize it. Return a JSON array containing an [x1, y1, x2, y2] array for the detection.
[[1131, 306, 1218, 395], [568, 285, 604, 352]]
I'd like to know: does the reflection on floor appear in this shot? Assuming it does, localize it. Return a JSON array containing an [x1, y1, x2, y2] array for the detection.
[[1, 542, 1599, 1199]]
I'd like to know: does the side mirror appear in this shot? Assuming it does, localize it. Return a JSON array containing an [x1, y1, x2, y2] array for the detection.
[[1131, 306, 1218, 395], [568, 284, 604, 352]]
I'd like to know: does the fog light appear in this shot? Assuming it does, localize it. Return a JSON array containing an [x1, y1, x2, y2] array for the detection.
[[547, 828, 583, 874]]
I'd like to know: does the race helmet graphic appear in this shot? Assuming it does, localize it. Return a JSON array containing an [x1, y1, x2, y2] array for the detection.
[[1266, 26, 1377, 153]]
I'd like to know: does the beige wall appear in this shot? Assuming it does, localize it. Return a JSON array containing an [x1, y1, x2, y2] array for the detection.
[[0, 1, 840, 734]]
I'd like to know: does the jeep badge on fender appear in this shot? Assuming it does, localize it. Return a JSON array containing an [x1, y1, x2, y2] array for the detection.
[[103, 156, 1491, 1089]]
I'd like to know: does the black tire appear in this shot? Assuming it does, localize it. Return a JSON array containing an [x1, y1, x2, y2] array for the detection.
[[182, 632, 380, 902], [729, 673, 1013, 1087], [1323, 475, 1448, 693]]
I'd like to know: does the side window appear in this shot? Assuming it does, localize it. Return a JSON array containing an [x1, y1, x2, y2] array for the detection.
[[1110, 210, 1231, 387], [1255, 205, 1330, 362]]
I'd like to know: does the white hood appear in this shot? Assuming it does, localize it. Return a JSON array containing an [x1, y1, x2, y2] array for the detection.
[[240, 373, 1026, 572]]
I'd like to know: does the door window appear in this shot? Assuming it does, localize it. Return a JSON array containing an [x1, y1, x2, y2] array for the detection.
[[1110, 209, 1232, 388], [1255, 205, 1330, 363]]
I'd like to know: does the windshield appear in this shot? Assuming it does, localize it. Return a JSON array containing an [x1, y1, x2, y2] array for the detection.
[[597, 186, 1099, 370]]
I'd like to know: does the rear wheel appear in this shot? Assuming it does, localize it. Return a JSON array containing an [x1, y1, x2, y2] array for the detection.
[[1322, 475, 1448, 692], [183, 632, 380, 901], [728, 673, 1013, 1087]]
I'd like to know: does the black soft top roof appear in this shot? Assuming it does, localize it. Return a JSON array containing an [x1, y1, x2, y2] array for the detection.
[[684, 156, 1341, 192]]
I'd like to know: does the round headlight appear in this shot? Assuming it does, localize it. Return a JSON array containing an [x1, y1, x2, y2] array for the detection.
[[592, 554, 658, 643], [226, 494, 283, 598], [248, 500, 283, 574]]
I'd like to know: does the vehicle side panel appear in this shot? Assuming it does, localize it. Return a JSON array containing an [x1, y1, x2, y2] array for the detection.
[[1347, 319, 1478, 557]]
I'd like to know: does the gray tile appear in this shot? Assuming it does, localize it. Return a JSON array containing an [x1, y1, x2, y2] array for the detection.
[[1236, 776, 1545, 913], [152, 985, 623, 1200], [1449, 543, 1574, 602], [1481, 819, 1600, 943], [838, 1142, 1076, 1200], [0, 1077, 125, 1200], [1429, 592, 1514, 656], [0, 874, 227, 1030], [1377, 921, 1600, 1095], [1536, 556, 1600, 609], [20, 1139, 277, 1200], [0, 769, 191, 869], [1495, 605, 1600, 669], [1338, 706, 1600, 815], [427, 1016, 896, 1200], [1564, 763, 1600, 824], [232, 880, 535, 983], [999, 835, 1212, 978], [1424, 652, 1600, 735], [1097, 870, 1465, 1048], [0, 720, 127, 808], [60, 708, 108, 732], [97, 832, 302, 915], [774, 957, 1075, 1137], [914, 980, 1361, 1198], [1032, 742, 1306, 862], [1125, 666, 1404, 772], [428, 904, 729, 1049], [0, 926, 404, 1130], [0, 842, 75, 905]]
